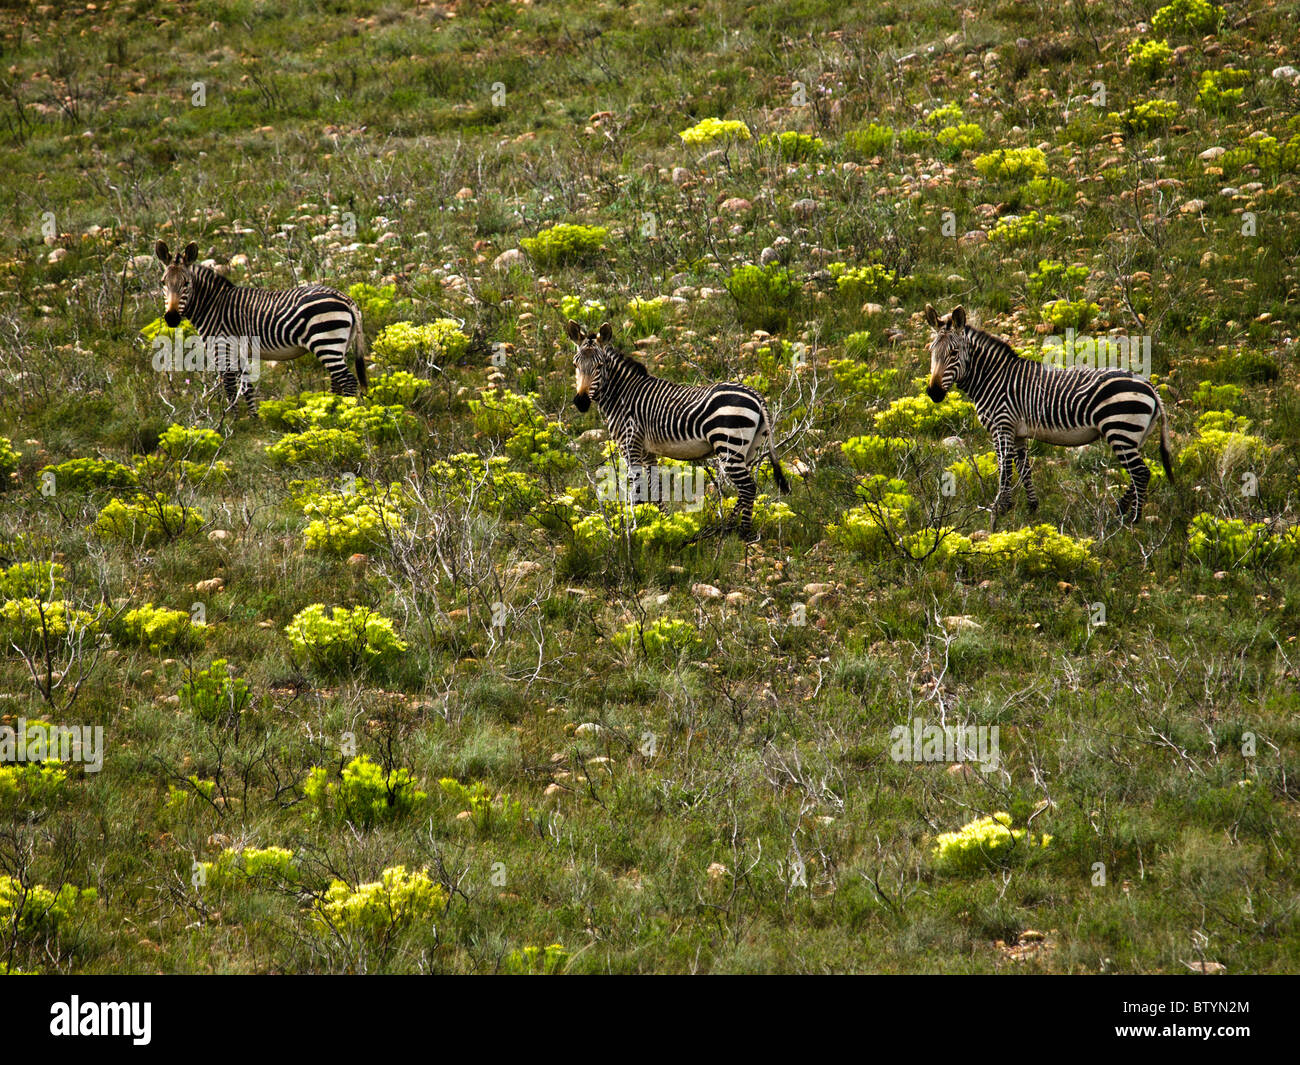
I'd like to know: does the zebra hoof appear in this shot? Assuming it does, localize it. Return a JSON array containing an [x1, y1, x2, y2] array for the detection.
[[736, 526, 759, 544]]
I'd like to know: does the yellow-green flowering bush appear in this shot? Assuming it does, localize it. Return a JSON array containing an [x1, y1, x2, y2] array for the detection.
[[974, 147, 1048, 182], [1111, 99, 1180, 133], [988, 211, 1063, 246], [560, 293, 607, 327], [284, 604, 408, 673], [38, 457, 137, 492], [158, 424, 222, 462], [371, 318, 469, 371], [966, 524, 1098, 577], [828, 478, 915, 557], [265, 426, 365, 466], [1151, 0, 1223, 36], [1041, 298, 1099, 329], [348, 281, 397, 320], [945, 451, 998, 492], [115, 602, 195, 652], [296, 481, 409, 555], [1187, 513, 1300, 569], [613, 617, 704, 662], [1127, 38, 1173, 79], [259, 392, 414, 443], [759, 130, 824, 160], [935, 123, 984, 154], [313, 866, 446, 939], [429, 452, 542, 516], [1176, 419, 1267, 477], [200, 846, 297, 889], [724, 263, 799, 333], [0, 435, 19, 486], [931, 812, 1052, 875], [1197, 68, 1250, 109], [180, 659, 251, 723], [1192, 381, 1243, 408], [439, 777, 528, 828], [1028, 259, 1089, 300], [678, 117, 751, 146], [828, 261, 901, 302], [0, 598, 100, 644], [304, 755, 427, 826], [93, 493, 204, 545], [0, 875, 97, 935], [502, 943, 570, 975], [842, 434, 912, 472], [874, 393, 977, 435], [830, 359, 896, 396], [367, 370, 433, 407], [844, 123, 894, 156], [626, 296, 669, 337], [0, 561, 66, 600], [519, 223, 609, 266]]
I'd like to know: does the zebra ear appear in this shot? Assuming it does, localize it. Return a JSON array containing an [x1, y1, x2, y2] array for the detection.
[[924, 303, 940, 327], [182, 242, 199, 265], [155, 241, 171, 265], [566, 319, 585, 344], [950, 305, 966, 329], [597, 322, 613, 344]]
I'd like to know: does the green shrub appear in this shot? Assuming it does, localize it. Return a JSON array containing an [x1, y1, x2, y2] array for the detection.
[[931, 812, 1052, 875], [1041, 298, 1100, 329], [626, 296, 669, 337], [0, 759, 68, 808], [965, 524, 1099, 577], [298, 482, 409, 555], [265, 427, 365, 466], [1127, 38, 1173, 79], [843, 123, 894, 156], [428, 452, 542, 516], [0, 561, 66, 600], [115, 602, 194, 652], [304, 755, 427, 826], [0, 597, 100, 643], [828, 261, 901, 303], [439, 776, 527, 828], [925, 104, 964, 127], [1111, 99, 1180, 134], [759, 130, 824, 160], [1176, 423, 1267, 477], [284, 604, 408, 673], [842, 434, 913, 471], [945, 451, 998, 492], [828, 478, 915, 557], [38, 457, 137, 492], [874, 393, 977, 435], [367, 370, 434, 407], [724, 263, 798, 332], [200, 846, 297, 889], [613, 617, 704, 662], [1022, 176, 1071, 205], [158, 424, 222, 462], [348, 281, 397, 320], [519, 223, 610, 266], [313, 866, 446, 938], [1150, 0, 1224, 36], [935, 123, 984, 154], [1197, 68, 1250, 109], [502, 943, 570, 974], [973, 147, 1047, 183], [92, 494, 204, 545], [1027, 259, 1089, 300], [1187, 513, 1300, 568], [1192, 380, 1243, 408], [677, 117, 751, 146], [988, 211, 1063, 246], [559, 293, 608, 328], [0, 875, 97, 936], [0, 436, 19, 486], [829, 359, 897, 395], [370, 319, 469, 372], [180, 659, 251, 723]]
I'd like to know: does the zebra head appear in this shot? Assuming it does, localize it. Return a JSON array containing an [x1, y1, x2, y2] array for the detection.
[[568, 318, 613, 412], [156, 240, 199, 328], [924, 303, 968, 402]]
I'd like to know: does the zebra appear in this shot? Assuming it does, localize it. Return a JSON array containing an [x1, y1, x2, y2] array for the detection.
[[155, 240, 367, 414], [924, 304, 1174, 524], [568, 319, 790, 540]]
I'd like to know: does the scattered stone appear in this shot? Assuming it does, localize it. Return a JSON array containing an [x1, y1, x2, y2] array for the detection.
[[720, 197, 752, 213], [1272, 66, 1299, 80], [493, 248, 526, 270], [1180, 198, 1206, 215], [47, 248, 68, 263], [759, 246, 780, 266], [706, 862, 728, 880], [1199, 146, 1226, 161], [959, 230, 988, 247], [942, 615, 983, 632], [193, 578, 224, 595], [575, 722, 603, 737], [671, 166, 691, 186], [692, 583, 723, 598], [791, 197, 817, 219]]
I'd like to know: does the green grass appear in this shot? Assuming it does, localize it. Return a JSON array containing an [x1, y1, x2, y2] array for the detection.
[[0, 0, 1297, 974]]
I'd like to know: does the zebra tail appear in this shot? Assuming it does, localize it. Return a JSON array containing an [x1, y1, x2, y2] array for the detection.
[[352, 309, 369, 394], [1158, 398, 1174, 483], [769, 438, 791, 495]]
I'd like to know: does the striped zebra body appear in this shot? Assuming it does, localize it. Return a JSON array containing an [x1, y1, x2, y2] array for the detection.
[[925, 304, 1173, 523], [156, 241, 367, 415], [569, 320, 789, 538]]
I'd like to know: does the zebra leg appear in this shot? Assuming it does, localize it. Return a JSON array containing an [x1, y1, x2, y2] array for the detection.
[[241, 379, 260, 418], [1112, 444, 1151, 522], [723, 460, 759, 541], [313, 339, 359, 397], [991, 431, 1017, 516], [1015, 440, 1038, 513], [219, 370, 241, 413]]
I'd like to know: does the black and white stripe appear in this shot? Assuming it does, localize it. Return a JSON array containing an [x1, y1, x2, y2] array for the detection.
[[156, 240, 367, 414], [569, 320, 790, 539], [925, 304, 1173, 523]]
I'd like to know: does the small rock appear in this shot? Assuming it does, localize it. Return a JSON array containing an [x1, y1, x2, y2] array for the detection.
[[942, 615, 983, 632], [454, 187, 475, 200], [692, 583, 723, 598], [193, 578, 224, 595], [759, 246, 780, 266], [671, 166, 691, 186], [493, 248, 526, 271], [1199, 146, 1226, 161], [347, 553, 367, 569], [207, 529, 233, 543], [959, 230, 988, 247], [1180, 198, 1206, 215], [791, 197, 817, 218], [1272, 66, 1299, 80], [574, 722, 603, 737], [720, 197, 752, 213], [706, 862, 728, 880], [48, 248, 68, 263]]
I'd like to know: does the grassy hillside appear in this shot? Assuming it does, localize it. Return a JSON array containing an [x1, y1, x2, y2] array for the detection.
[[0, 0, 1297, 973]]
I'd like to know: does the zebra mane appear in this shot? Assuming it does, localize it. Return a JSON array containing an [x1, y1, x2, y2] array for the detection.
[[603, 345, 650, 377], [192, 263, 235, 289], [964, 323, 1019, 360]]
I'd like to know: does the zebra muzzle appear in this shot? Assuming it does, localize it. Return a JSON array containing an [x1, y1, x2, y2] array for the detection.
[[164, 310, 182, 328], [926, 383, 947, 403], [573, 393, 591, 412]]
